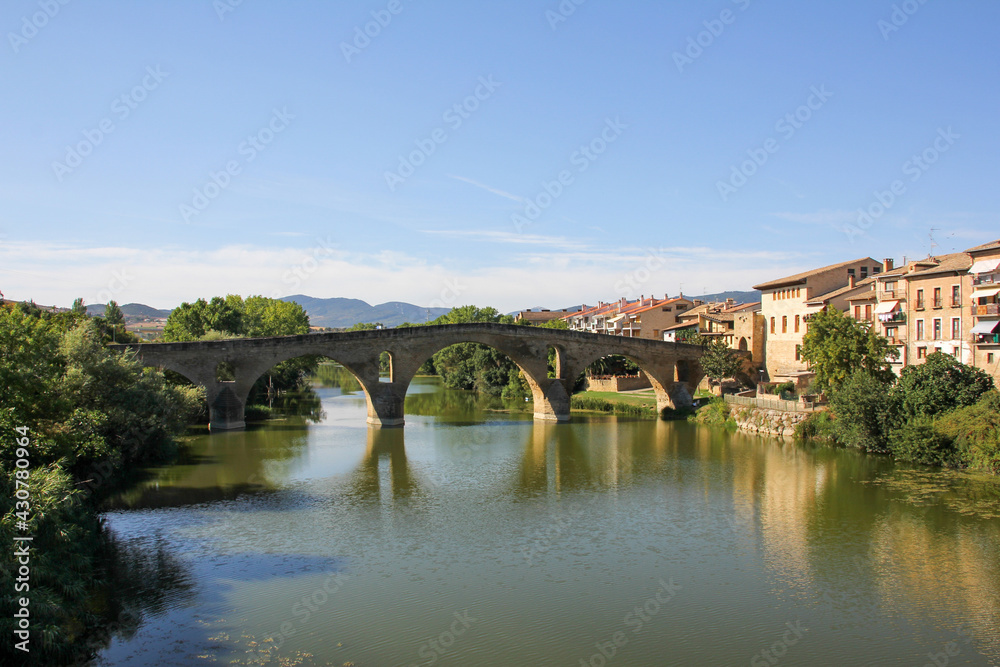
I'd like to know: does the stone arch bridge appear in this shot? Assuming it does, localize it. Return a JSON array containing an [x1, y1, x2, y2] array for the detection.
[[118, 323, 708, 430]]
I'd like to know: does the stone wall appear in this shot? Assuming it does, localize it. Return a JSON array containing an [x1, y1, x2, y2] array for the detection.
[[584, 375, 651, 392], [730, 405, 812, 437]]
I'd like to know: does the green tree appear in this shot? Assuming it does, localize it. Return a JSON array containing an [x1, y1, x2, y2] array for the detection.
[[104, 300, 125, 327], [699, 339, 744, 384], [71, 297, 87, 315], [800, 307, 897, 391], [935, 390, 1000, 473], [893, 352, 994, 418], [828, 369, 901, 453]]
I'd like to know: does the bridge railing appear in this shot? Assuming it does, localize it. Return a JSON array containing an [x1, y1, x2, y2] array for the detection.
[[724, 393, 820, 413]]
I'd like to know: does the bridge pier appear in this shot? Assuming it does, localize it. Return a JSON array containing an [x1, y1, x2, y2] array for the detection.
[[365, 382, 406, 427], [532, 380, 571, 421], [207, 382, 248, 430]]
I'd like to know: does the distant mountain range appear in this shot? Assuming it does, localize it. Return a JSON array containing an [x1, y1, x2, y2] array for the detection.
[[278, 295, 450, 328], [85, 303, 171, 319]]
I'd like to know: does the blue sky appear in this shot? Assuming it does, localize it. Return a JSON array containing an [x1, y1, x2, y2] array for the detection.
[[2, 0, 999, 312]]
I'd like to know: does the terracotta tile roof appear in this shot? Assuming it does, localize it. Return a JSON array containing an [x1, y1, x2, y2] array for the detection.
[[965, 239, 1000, 254], [906, 252, 972, 278], [752, 257, 880, 291], [663, 320, 698, 331], [722, 302, 760, 312], [806, 276, 875, 304]]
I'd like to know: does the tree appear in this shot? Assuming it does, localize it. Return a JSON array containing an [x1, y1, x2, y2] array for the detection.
[[699, 339, 744, 384], [104, 300, 125, 327], [893, 352, 994, 418], [828, 369, 901, 453], [72, 297, 87, 315], [800, 307, 897, 391]]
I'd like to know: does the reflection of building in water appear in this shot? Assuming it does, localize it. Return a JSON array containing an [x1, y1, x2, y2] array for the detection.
[[868, 513, 1000, 660], [347, 427, 420, 503]]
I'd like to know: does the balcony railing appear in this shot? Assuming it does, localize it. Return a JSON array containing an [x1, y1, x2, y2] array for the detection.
[[881, 289, 897, 299], [972, 274, 997, 286], [976, 304, 1000, 317], [915, 300, 925, 310], [932, 298, 943, 309], [880, 312, 906, 324], [951, 299, 961, 308], [974, 333, 1000, 345]]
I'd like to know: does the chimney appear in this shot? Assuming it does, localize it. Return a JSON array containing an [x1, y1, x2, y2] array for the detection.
[[726, 298, 734, 306], [848, 274, 856, 288], [883, 258, 894, 272]]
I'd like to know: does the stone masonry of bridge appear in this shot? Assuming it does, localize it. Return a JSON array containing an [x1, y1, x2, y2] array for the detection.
[[117, 323, 707, 430]]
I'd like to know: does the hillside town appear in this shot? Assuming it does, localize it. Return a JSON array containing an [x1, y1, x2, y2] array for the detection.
[[516, 238, 1000, 388]]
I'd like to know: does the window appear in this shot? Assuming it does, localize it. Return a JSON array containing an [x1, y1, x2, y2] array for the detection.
[[795, 345, 801, 361], [916, 289, 925, 309], [873, 265, 882, 274], [770, 317, 775, 334], [951, 285, 960, 307], [864, 304, 872, 320], [885, 280, 897, 294], [916, 319, 924, 340], [854, 305, 862, 319], [951, 318, 960, 340], [933, 287, 942, 309], [848, 268, 856, 279], [677, 304, 686, 310], [794, 315, 800, 333], [952, 347, 960, 357], [933, 319, 942, 340], [989, 353, 995, 364], [917, 347, 927, 359], [861, 266, 869, 279], [886, 326, 897, 341], [796, 288, 801, 297], [782, 316, 787, 333]]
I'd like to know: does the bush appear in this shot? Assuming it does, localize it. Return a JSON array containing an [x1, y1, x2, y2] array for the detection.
[[888, 417, 962, 467], [828, 370, 901, 453], [935, 390, 1000, 474], [894, 352, 994, 418], [570, 395, 656, 418], [693, 397, 734, 427], [794, 410, 836, 441]]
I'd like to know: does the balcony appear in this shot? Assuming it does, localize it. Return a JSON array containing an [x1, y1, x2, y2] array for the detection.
[[972, 274, 997, 286], [975, 304, 1000, 317], [951, 299, 961, 308], [881, 289, 897, 299], [885, 337, 905, 346], [932, 298, 943, 309], [880, 312, 906, 324], [974, 333, 1000, 345]]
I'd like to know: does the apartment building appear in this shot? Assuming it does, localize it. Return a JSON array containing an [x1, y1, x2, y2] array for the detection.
[[872, 261, 910, 370], [967, 239, 1000, 380], [903, 253, 973, 366], [753, 257, 882, 380], [612, 296, 695, 339]]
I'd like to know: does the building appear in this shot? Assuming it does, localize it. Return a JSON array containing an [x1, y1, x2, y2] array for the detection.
[[901, 253, 973, 366], [872, 260, 910, 371], [562, 295, 695, 339], [967, 239, 1000, 381], [753, 257, 882, 381], [515, 308, 576, 324]]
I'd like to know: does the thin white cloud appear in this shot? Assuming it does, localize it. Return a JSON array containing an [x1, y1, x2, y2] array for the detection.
[[419, 229, 586, 250], [447, 174, 523, 202]]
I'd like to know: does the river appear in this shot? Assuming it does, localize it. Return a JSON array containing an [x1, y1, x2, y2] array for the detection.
[[93, 369, 1000, 666]]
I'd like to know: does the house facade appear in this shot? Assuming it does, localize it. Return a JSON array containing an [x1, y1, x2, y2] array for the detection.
[[902, 253, 973, 366], [967, 240, 1000, 380], [753, 257, 882, 380]]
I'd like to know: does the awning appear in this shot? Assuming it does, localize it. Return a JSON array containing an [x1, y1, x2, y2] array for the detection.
[[802, 304, 825, 314], [971, 287, 1000, 300], [874, 300, 899, 315], [971, 320, 1000, 335], [969, 259, 1000, 274]]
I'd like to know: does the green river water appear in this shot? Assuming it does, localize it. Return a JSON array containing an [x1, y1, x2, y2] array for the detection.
[[94, 369, 1000, 666]]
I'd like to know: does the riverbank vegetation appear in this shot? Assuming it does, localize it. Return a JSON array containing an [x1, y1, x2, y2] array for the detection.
[[793, 309, 999, 474], [0, 303, 203, 663]]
